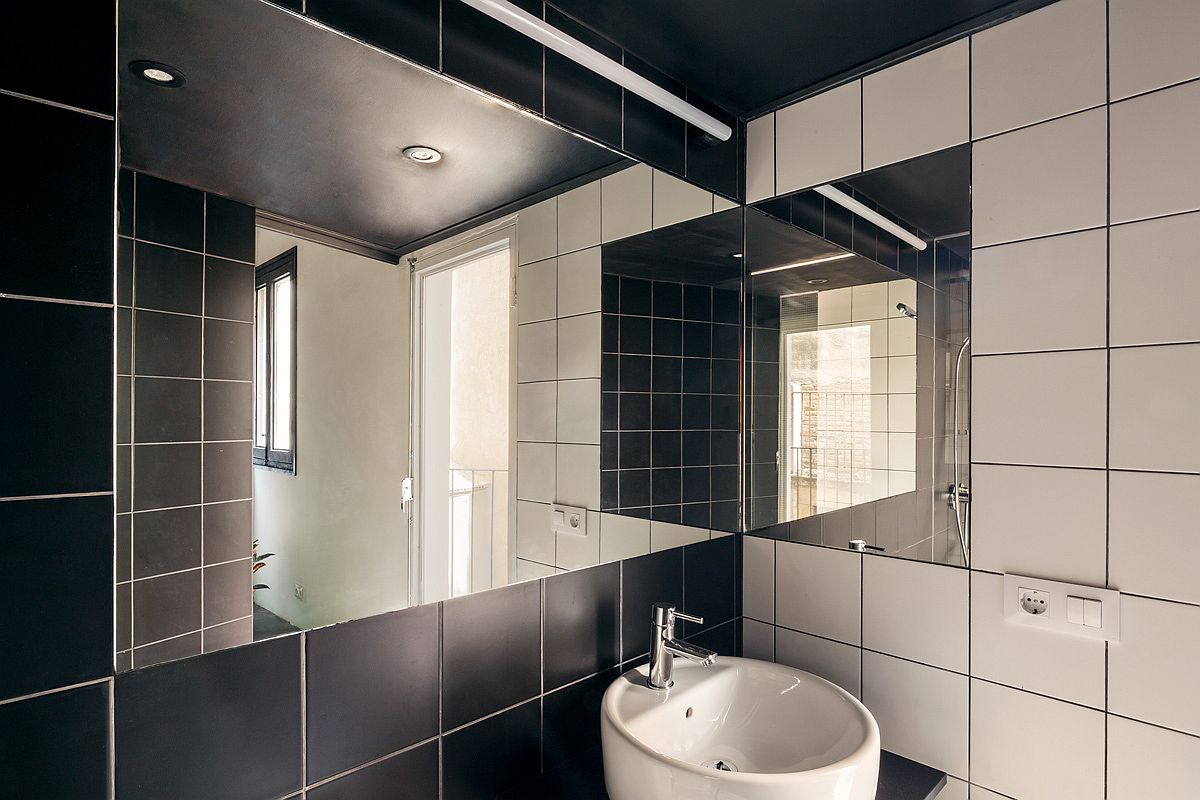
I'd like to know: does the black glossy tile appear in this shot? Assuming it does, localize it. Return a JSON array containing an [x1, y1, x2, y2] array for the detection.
[[651, 281, 683, 319], [134, 242, 203, 315], [602, 273, 620, 312], [0, 683, 109, 799], [682, 285, 712, 321], [712, 323, 740, 359], [712, 359, 740, 395], [651, 504, 682, 523], [682, 321, 712, 357], [133, 506, 201, 579], [0, 0, 113, 113], [651, 431, 682, 467], [544, 563, 619, 690], [116, 514, 132, 583], [618, 354, 650, 392], [0, 300, 111, 497], [116, 635, 302, 800], [116, 376, 132, 445], [650, 393, 681, 429], [618, 470, 650, 509], [621, 548, 683, 661], [601, 391, 618, 431], [117, 306, 132, 375], [118, 169, 135, 237], [133, 631, 202, 668], [712, 396, 740, 433], [601, 431, 618, 469], [602, 351, 619, 388], [0, 497, 112, 699], [443, 0, 543, 112], [652, 318, 682, 355], [204, 379, 254, 441], [307, 741, 439, 800], [117, 237, 134, 305], [544, 8, 621, 147], [685, 94, 740, 200], [681, 502, 711, 528], [132, 443, 201, 511], [601, 469, 618, 509], [684, 536, 739, 626], [651, 356, 682, 392], [2, 95, 113, 303], [134, 377, 201, 443], [443, 580, 540, 729], [134, 310, 202, 378], [500, 746, 609, 800], [681, 431, 710, 467], [306, 603, 439, 782], [135, 174, 204, 251], [711, 500, 739, 532], [543, 669, 617, 770], [684, 617, 740, 657], [711, 433, 738, 468], [619, 277, 651, 315], [682, 394, 710, 430], [204, 319, 253, 381], [713, 288, 739, 325], [203, 442, 252, 503], [619, 431, 650, 469], [204, 257, 255, 321], [651, 467, 682, 505], [622, 54, 686, 175], [133, 569, 200, 647], [203, 560, 251, 627], [307, 0, 439, 69], [618, 393, 650, 430], [619, 315, 650, 354], [601, 313, 619, 353], [681, 358, 711, 393], [115, 445, 131, 514], [204, 194, 256, 262], [202, 617, 252, 653], [443, 699, 540, 800], [682, 467, 711, 504], [203, 500, 252, 565]]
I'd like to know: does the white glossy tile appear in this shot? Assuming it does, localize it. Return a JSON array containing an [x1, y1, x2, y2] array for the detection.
[[886, 394, 915, 434], [775, 81, 862, 194], [518, 198, 556, 265], [863, 651, 969, 778], [516, 381, 556, 443], [972, 229, 1107, 354], [1111, 80, 1200, 224], [1109, 470, 1200, 604], [556, 510, 600, 571], [776, 627, 861, 699], [968, 787, 1009, 800], [776, 542, 861, 645], [863, 40, 969, 169], [870, 395, 888, 432], [970, 572, 1105, 709], [1110, 211, 1200, 346], [555, 379, 599, 445], [817, 286, 851, 326], [870, 357, 888, 393], [852, 282, 889, 322], [887, 432, 915, 472], [557, 181, 601, 255], [742, 619, 774, 662], [970, 680, 1105, 800], [746, 114, 776, 203], [555, 444, 599, 509], [713, 195, 737, 212], [515, 500, 554, 564], [515, 558, 555, 581], [1109, 343, 1200, 473], [887, 317, 916, 356], [972, 351, 1107, 468], [933, 777, 967, 800], [863, 556, 968, 672], [516, 442, 555, 503], [887, 356, 915, 394], [970, 0, 1107, 138], [743, 535, 775, 623], [1110, 0, 1200, 100], [1110, 594, 1200, 736], [972, 108, 1107, 247], [598, 512, 649, 562], [556, 247, 601, 318], [1107, 714, 1200, 800], [516, 257, 557, 324], [887, 280, 916, 317], [971, 464, 1107, 585], [652, 171, 713, 230], [649, 520, 708, 552], [556, 312, 601, 380], [601, 164, 652, 243], [516, 320, 556, 383]]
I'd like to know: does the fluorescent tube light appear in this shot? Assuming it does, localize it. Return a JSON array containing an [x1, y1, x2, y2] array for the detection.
[[750, 252, 854, 276], [458, 0, 733, 142], [814, 184, 927, 251]]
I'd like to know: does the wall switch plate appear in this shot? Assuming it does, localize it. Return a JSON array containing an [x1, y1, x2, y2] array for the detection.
[[1003, 573, 1120, 642], [551, 504, 587, 537]]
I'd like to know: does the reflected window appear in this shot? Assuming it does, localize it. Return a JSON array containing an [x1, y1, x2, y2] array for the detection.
[[254, 248, 297, 472]]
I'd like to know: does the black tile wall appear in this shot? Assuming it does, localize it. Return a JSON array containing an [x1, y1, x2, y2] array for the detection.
[[620, 548, 683, 661], [444, 699, 542, 800], [0, 4, 114, 115], [307, 0, 441, 72], [0, 683, 110, 800], [307, 741, 440, 800], [543, 562, 620, 690], [744, 292, 781, 530], [443, 0, 545, 113]]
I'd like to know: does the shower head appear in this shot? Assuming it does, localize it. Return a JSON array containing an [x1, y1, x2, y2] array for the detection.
[[896, 302, 917, 320]]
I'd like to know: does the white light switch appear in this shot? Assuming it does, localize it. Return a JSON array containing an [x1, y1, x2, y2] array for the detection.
[[550, 503, 587, 537], [1083, 598, 1102, 628], [1067, 595, 1085, 625], [1003, 573, 1120, 642]]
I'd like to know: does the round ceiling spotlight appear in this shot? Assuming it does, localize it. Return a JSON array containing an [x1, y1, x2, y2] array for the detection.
[[806, 278, 829, 285], [129, 60, 186, 88], [729, 252, 743, 259], [402, 145, 443, 164]]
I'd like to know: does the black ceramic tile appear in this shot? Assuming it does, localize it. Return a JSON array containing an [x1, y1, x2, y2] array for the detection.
[[652, 318, 682, 355], [202, 617, 253, 653], [204, 379, 254, 442], [204, 194, 256, 263], [543, 563, 619, 690], [618, 354, 650, 392], [682, 394, 710, 431], [753, 325, 779, 363], [601, 430, 618, 468], [1, 0, 113, 112], [713, 288, 739, 325], [116, 514, 132, 582], [443, 0, 543, 112], [622, 54, 686, 175], [203, 560, 251, 626], [601, 391, 618, 431], [543, 669, 617, 770], [203, 442, 252, 503], [117, 306, 133, 375], [682, 467, 711, 503], [115, 445, 131, 513], [500, 747, 609, 800], [790, 515, 823, 545], [651, 431, 682, 467], [711, 466, 738, 503], [651, 281, 683, 319], [134, 310, 202, 378], [681, 431, 710, 467], [306, 603, 439, 782], [619, 315, 651, 354], [619, 431, 650, 469], [682, 321, 712, 357], [712, 323, 740, 359], [133, 506, 201, 579], [133, 631, 202, 668], [651, 467, 682, 505], [621, 548, 683, 661], [308, 0, 440, 70], [116, 635, 302, 800], [115, 582, 132, 653], [0, 299, 111, 497], [2, 96, 113, 303], [602, 274, 620, 312], [618, 470, 650, 509], [651, 393, 681, 429], [602, 352, 619, 388], [618, 393, 650, 430], [681, 502, 711, 528], [544, 8, 622, 147], [683, 617, 740, 657], [684, 536, 739, 626], [0, 683, 109, 799], [684, 93, 741, 200], [443, 580, 540, 729], [681, 358, 711, 393], [712, 359, 740, 394], [135, 174, 204, 251], [134, 242, 203, 315], [682, 285, 712, 321], [619, 276, 651, 315], [134, 377, 201, 443], [443, 699, 540, 800], [118, 169, 135, 237], [750, 462, 777, 498], [132, 443, 201, 511], [712, 433, 739, 468], [133, 569, 201, 646], [308, 742, 439, 800], [204, 257, 255, 321], [118, 237, 134, 305], [203, 500, 252, 564], [204, 319, 254, 381], [601, 470, 618, 508], [0, 497, 112, 699], [601, 313, 619, 353], [711, 501, 739, 533], [116, 376, 132, 445], [651, 356, 682, 392], [651, 504, 682, 523]]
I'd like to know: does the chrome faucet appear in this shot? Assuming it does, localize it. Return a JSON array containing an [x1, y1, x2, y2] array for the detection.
[[647, 602, 717, 690]]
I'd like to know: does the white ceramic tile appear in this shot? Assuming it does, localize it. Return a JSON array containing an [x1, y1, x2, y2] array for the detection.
[[972, 351, 1107, 468], [1110, 594, 1200, 736], [934, 777, 967, 800], [743, 535, 775, 623], [516, 320, 556, 383], [746, 114, 776, 203], [1111, 80, 1200, 224], [555, 379, 599, 445], [869, 357, 888, 393], [1109, 470, 1200, 604], [816, 286, 851, 326], [516, 442, 555, 502], [649, 520, 708, 552], [972, 108, 1107, 247], [776, 627, 861, 698], [863, 556, 968, 672], [1107, 714, 1200, 800], [516, 381, 556, 442], [968, 787, 1009, 800], [887, 470, 914, 495], [863, 41, 969, 169], [972, 229, 1107, 354], [515, 500, 554, 564], [713, 195, 738, 212], [518, 198, 556, 265], [887, 280, 916, 317], [887, 394, 915, 434], [515, 557, 555, 581], [555, 444, 599, 509], [598, 512, 649, 562], [863, 651, 969, 778], [557, 510, 600, 570], [1110, 211, 1200, 346], [775, 81, 863, 194], [516, 257, 557, 324], [887, 356, 915, 394], [852, 282, 889, 322], [742, 619, 774, 661], [1110, 0, 1200, 100], [870, 395, 888, 431], [556, 312, 601, 380], [971, 464, 1107, 585], [556, 247, 601, 318], [887, 433, 915, 472], [1109, 343, 1200, 473], [970, 572, 1105, 709], [557, 181, 601, 255], [887, 317, 916, 356], [652, 171, 713, 230], [970, 680, 1105, 800], [970, 0, 1107, 138], [600, 164, 652, 243], [776, 542, 861, 645]]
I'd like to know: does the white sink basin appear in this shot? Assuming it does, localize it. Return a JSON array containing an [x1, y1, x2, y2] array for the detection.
[[601, 656, 880, 800]]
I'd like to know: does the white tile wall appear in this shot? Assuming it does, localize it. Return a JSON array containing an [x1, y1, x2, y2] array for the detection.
[[555, 378, 599, 445], [600, 164, 652, 243], [648, 520, 709, 552], [1107, 715, 1200, 800], [1109, 0, 1200, 100], [1109, 594, 1200, 736], [745, 114, 775, 203], [1109, 343, 1200, 473], [556, 181, 601, 255], [556, 247, 601, 318], [516, 257, 557, 323], [1108, 470, 1200, 604], [1110, 79, 1200, 224], [933, 778, 967, 800], [1110, 211, 1200, 346], [516, 320, 556, 383], [742, 535, 775, 623], [556, 312, 601, 379], [652, 170, 713, 229], [776, 542, 861, 645], [516, 500, 554, 564], [516, 382, 556, 442], [555, 443, 599, 509], [777, 627, 862, 698], [517, 198, 556, 265], [515, 441, 555, 502], [741, 618, 774, 661], [775, 80, 862, 194], [556, 509, 600, 570], [598, 512, 649, 562], [863, 556, 968, 672]]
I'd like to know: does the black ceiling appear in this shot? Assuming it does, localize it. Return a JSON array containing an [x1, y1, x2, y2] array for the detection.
[[549, 0, 1051, 115], [118, 0, 626, 254]]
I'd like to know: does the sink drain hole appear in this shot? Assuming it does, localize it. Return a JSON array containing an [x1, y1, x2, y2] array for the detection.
[[701, 759, 738, 772]]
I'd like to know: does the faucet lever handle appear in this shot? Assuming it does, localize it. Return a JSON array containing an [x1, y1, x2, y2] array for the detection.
[[671, 609, 703, 625]]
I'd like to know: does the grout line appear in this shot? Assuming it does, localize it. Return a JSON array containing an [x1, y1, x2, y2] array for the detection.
[[0, 676, 113, 707], [117, 557, 252, 584], [303, 734, 440, 792], [0, 490, 113, 503], [0, 87, 115, 120], [0, 292, 114, 308], [300, 631, 308, 789], [119, 234, 257, 266]]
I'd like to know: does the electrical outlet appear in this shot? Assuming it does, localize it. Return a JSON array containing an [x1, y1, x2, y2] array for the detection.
[[1019, 587, 1049, 615], [294, 583, 305, 602]]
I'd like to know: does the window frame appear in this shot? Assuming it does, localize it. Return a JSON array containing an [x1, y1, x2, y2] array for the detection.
[[253, 247, 298, 473]]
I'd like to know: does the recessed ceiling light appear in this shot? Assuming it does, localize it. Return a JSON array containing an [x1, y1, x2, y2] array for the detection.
[[403, 145, 442, 164], [806, 278, 829, 285], [129, 60, 185, 88], [730, 252, 743, 259]]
